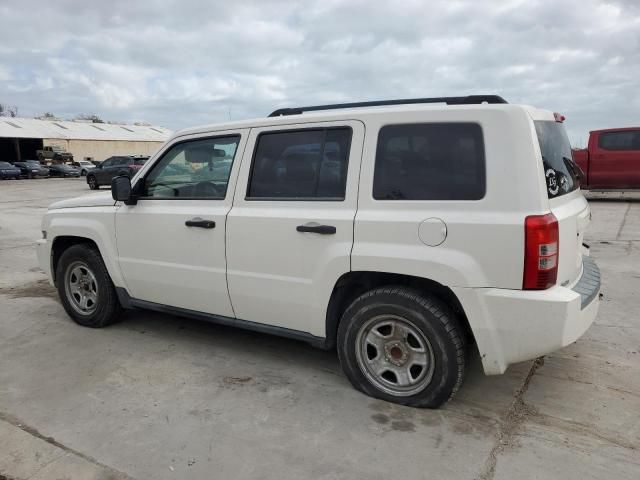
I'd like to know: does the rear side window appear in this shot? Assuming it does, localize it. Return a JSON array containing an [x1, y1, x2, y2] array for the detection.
[[247, 127, 352, 200], [534, 121, 579, 199], [598, 131, 640, 151], [373, 123, 485, 200]]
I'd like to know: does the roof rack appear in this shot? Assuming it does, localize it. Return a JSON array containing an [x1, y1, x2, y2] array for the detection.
[[268, 95, 508, 117]]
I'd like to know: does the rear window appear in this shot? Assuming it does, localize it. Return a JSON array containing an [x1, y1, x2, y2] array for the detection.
[[373, 123, 485, 200], [598, 131, 640, 151], [134, 158, 148, 165], [534, 121, 579, 199]]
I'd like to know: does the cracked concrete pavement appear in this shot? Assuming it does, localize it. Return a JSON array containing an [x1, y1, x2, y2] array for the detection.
[[0, 179, 638, 479]]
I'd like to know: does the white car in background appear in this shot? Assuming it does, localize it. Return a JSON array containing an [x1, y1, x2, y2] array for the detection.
[[36, 95, 601, 408], [73, 160, 96, 176]]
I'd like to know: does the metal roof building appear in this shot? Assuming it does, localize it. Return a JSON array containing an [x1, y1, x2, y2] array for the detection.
[[0, 117, 172, 163]]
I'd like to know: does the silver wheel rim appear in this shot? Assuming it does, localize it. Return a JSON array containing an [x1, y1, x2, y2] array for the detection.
[[64, 261, 99, 315], [355, 315, 435, 397], [89, 177, 96, 188]]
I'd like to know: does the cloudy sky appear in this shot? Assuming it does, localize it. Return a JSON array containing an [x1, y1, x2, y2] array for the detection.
[[0, 0, 638, 145]]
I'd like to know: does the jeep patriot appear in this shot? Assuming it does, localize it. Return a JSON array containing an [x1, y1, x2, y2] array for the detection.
[[37, 95, 601, 407]]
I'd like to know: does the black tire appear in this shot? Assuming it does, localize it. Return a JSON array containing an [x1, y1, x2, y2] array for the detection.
[[87, 175, 99, 190], [55, 244, 122, 328], [337, 286, 465, 408]]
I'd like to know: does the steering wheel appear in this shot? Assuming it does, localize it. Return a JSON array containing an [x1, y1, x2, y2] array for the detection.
[[150, 182, 179, 196], [193, 181, 221, 197]]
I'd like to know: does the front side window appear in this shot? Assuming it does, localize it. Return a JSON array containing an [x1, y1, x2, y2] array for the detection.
[[598, 131, 640, 151], [247, 128, 352, 200], [373, 123, 485, 200], [142, 136, 240, 199]]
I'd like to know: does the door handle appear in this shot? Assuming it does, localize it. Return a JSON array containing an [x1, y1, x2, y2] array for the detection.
[[296, 223, 336, 234], [185, 217, 216, 229]]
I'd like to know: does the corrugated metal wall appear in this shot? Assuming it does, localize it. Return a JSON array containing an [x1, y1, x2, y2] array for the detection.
[[44, 139, 164, 162]]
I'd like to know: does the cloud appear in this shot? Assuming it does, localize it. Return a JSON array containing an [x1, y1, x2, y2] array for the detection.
[[0, 0, 638, 145]]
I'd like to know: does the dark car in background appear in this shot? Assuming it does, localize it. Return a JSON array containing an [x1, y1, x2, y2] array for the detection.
[[87, 155, 149, 190], [0, 162, 21, 179], [11, 161, 50, 178], [48, 163, 81, 178]]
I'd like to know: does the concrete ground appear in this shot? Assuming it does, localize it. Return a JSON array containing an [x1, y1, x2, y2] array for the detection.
[[0, 178, 638, 480]]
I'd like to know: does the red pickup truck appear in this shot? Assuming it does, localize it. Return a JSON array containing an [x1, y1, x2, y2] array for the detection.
[[573, 127, 640, 190]]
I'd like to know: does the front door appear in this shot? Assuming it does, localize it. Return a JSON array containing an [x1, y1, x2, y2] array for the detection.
[[95, 157, 116, 184], [115, 130, 248, 316], [226, 121, 364, 337], [590, 130, 640, 189]]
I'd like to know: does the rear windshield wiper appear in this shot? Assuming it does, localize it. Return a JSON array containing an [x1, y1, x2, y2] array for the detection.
[[562, 156, 585, 182]]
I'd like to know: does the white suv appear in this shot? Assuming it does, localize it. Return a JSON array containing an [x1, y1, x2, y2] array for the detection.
[[37, 95, 600, 408]]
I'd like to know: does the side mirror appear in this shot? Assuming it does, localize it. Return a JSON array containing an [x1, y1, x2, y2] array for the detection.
[[112, 176, 136, 205]]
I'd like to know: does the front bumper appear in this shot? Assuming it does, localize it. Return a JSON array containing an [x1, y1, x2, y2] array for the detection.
[[454, 256, 601, 375], [36, 238, 54, 286]]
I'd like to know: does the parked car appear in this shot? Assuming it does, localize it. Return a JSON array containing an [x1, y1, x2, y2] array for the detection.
[[86, 155, 149, 190], [48, 163, 81, 177], [37, 145, 73, 163], [0, 161, 21, 179], [72, 160, 97, 176], [11, 161, 50, 178], [37, 95, 600, 408], [572, 127, 640, 190]]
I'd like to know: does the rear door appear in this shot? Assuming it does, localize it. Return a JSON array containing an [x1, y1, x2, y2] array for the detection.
[[589, 130, 640, 189], [226, 121, 364, 337], [535, 119, 587, 285]]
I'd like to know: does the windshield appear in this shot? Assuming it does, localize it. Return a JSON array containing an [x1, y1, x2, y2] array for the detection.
[[535, 121, 579, 199], [134, 158, 148, 165], [0, 162, 13, 168]]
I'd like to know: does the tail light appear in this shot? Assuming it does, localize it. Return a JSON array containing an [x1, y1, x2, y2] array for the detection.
[[523, 213, 559, 290]]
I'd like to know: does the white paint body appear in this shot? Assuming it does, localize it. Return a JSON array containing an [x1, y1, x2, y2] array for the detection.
[[37, 103, 600, 375]]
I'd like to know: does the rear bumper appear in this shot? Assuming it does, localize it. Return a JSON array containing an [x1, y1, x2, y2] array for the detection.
[[454, 256, 601, 375]]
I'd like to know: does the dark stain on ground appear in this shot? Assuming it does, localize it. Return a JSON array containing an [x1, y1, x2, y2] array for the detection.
[[419, 414, 442, 427], [0, 278, 57, 299], [390, 420, 415, 432], [371, 413, 390, 424], [222, 376, 253, 385]]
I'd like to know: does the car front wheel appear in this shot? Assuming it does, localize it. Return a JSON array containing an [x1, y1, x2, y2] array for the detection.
[[56, 244, 122, 327], [337, 286, 466, 408], [87, 175, 99, 189]]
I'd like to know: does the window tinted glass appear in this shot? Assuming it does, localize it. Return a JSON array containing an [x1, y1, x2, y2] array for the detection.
[[101, 158, 114, 167], [373, 123, 485, 200], [534, 121, 578, 199], [599, 131, 640, 151], [143, 136, 239, 199], [248, 128, 351, 199]]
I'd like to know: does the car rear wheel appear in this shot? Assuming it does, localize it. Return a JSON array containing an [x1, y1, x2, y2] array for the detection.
[[337, 286, 466, 408], [87, 175, 99, 189], [56, 244, 122, 328]]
